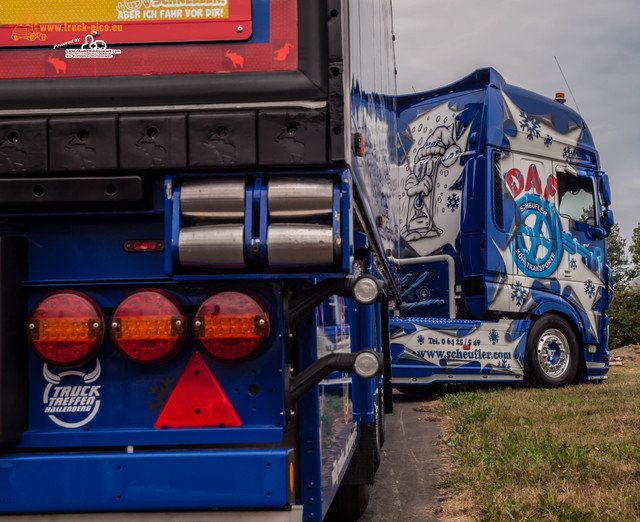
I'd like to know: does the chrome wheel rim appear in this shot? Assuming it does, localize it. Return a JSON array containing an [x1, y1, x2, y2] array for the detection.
[[536, 328, 570, 379]]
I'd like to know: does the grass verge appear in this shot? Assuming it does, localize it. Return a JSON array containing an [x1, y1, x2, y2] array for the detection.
[[424, 367, 640, 521]]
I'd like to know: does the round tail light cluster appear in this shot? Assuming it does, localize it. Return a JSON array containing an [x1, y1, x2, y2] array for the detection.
[[27, 291, 104, 367], [194, 291, 270, 363], [28, 289, 270, 367], [110, 290, 187, 365]]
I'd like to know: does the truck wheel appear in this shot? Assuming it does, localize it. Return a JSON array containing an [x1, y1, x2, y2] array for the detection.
[[525, 314, 578, 387], [325, 483, 370, 521]]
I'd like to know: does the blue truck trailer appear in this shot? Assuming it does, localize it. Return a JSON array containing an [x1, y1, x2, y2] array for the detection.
[[386, 69, 615, 389], [0, 1, 396, 520]]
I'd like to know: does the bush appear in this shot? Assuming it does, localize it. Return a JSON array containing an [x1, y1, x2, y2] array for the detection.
[[608, 287, 640, 348]]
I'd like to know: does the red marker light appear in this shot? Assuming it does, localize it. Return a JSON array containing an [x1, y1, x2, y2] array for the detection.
[[27, 291, 104, 367], [155, 351, 241, 429], [110, 290, 186, 365], [194, 290, 270, 363], [123, 240, 165, 253]]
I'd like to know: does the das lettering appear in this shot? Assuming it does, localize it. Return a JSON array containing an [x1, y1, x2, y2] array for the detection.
[[505, 164, 557, 200]]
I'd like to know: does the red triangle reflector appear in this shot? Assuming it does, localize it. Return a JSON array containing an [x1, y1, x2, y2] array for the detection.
[[154, 351, 241, 429]]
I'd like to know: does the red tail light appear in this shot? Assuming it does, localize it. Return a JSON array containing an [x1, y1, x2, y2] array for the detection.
[[27, 291, 104, 367], [194, 290, 270, 363], [110, 290, 186, 364]]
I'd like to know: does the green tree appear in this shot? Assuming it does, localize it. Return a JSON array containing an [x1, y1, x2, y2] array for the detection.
[[629, 222, 640, 281], [607, 223, 630, 289], [607, 287, 640, 348]]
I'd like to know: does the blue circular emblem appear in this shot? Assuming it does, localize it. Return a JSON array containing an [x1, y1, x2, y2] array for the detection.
[[418, 286, 430, 301], [513, 195, 561, 278]]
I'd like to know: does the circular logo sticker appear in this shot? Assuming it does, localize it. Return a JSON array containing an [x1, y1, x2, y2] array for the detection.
[[513, 195, 561, 278], [42, 360, 102, 428]]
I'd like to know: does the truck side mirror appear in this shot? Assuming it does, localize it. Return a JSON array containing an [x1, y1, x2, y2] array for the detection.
[[593, 208, 615, 239], [601, 208, 615, 231], [600, 173, 612, 207]]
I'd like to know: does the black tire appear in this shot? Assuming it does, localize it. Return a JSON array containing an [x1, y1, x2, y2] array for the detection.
[[325, 483, 370, 521], [394, 384, 433, 396], [525, 314, 579, 387]]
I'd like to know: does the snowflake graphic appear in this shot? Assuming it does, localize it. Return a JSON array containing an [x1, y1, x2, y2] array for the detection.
[[519, 111, 541, 140], [446, 193, 460, 211], [148, 376, 175, 414], [417, 334, 425, 345], [510, 281, 528, 307], [497, 359, 511, 371], [544, 134, 553, 148], [570, 258, 577, 271], [489, 329, 499, 345], [584, 280, 596, 299], [563, 146, 573, 161]]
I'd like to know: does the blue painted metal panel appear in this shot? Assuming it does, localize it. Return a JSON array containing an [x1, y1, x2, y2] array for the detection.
[[390, 317, 529, 384], [247, 0, 271, 45], [297, 312, 324, 522], [27, 214, 166, 283], [0, 449, 290, 513], [353, 249, 378, 423], [397, 259, 450, 319]]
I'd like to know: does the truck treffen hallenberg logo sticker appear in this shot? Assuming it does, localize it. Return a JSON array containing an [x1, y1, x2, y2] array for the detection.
[[42, 360, 102, 428]]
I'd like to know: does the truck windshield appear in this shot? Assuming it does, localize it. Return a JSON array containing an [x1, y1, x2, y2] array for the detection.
[[557, 172, 597, 225]]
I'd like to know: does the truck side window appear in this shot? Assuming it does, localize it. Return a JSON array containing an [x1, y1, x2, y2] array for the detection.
[[557, 172, 597, 225]]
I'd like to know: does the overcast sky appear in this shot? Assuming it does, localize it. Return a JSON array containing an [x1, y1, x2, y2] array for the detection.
[[392, 0, 640, 245]]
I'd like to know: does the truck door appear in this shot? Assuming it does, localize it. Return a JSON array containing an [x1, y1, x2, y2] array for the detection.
[[555, 165, 605, 309]]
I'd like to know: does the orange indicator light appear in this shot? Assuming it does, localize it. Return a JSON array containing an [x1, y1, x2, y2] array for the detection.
[[110, 289, 186, 365], [28, 291, 104, 367], [194, 290, 270, 363]]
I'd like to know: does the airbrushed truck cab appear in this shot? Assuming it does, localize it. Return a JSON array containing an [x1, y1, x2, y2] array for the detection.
[[0, 1, 397, 520], [388, 68, 614, 388]]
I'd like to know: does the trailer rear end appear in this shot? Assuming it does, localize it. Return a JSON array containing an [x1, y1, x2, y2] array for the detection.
[[0, 1, 398, 520]]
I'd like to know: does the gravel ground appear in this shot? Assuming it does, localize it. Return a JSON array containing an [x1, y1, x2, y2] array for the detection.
[[609, 344, 640, 366]]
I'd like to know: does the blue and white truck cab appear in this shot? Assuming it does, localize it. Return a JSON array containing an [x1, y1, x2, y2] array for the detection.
[[388, 68, 613, 388]]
